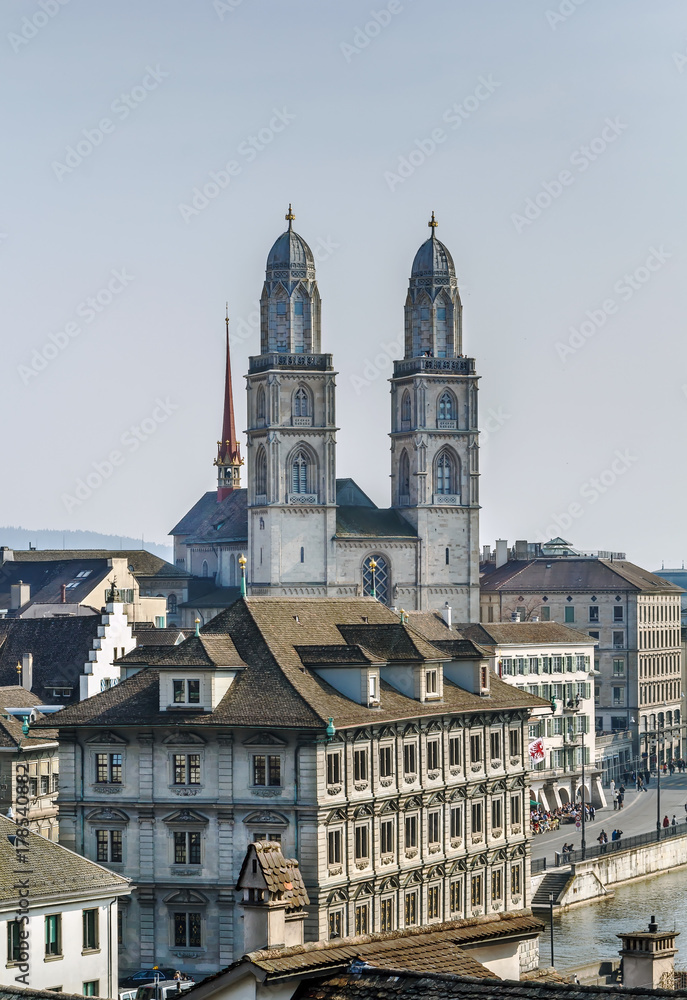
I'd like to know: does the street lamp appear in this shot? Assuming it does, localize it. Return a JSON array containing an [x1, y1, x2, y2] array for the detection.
[[656, 721, 663, 838], [549, 893, 555, 967], [580, 728, 587, 856]]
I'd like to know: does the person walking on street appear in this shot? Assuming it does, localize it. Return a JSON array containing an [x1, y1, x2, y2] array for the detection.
[[663, 815, 670, 829], [613, 791, 618, 811], [672, 815, 677, 827]]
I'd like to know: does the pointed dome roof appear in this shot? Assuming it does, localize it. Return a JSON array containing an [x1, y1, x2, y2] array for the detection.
[[411, 235, 455, 279], [265, 206, 316, 279]]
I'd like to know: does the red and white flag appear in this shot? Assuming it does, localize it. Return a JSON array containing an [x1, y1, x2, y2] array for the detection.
[[528, 738, 545, 764]]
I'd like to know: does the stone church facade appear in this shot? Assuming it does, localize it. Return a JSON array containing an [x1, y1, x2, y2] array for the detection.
[[172, 210, 480, 620]]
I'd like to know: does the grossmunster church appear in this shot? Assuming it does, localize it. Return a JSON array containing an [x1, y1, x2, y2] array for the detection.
[[172, 209, 481, 620]]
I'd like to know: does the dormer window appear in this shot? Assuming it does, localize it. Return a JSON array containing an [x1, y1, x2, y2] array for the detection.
[[368, 672, 379, 704], [425, 669, 439, 697], [173, 679, 200, 704]]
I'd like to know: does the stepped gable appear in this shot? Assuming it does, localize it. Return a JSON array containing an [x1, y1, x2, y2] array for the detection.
[[38, 598, 547, 732]]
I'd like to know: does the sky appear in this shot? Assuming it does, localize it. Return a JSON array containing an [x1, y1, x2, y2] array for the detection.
[[1, 0, 686, 570]]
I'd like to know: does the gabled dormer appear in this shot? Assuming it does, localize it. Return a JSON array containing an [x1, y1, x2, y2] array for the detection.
[[153, 634, 247, 713], [337, 623, 446, 704], [296, 644, 383, 708]]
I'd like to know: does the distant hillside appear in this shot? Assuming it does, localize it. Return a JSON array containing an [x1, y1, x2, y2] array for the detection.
[[0, 526, 173, 563]]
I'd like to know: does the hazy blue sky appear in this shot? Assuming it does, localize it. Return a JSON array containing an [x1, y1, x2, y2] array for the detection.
[[2, 0, 686, 569]]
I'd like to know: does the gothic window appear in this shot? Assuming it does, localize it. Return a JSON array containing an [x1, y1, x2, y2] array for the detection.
[[438, 391, 455, 421], [362, 554, 390, 606], [399, 450, 410, 502], [256, 385, 266, 423], [401, 390, 411, 426], [435, 450, 458, 496], [292, 291, 306, 353], [435, 297, 450, 357], [273, 287, 289, 351], [293, 386, 310, 418], [291, 450, 309, 493], [256, 447, 267, 496], [201, 560, 209, 578], [167, 594, 177, 614]]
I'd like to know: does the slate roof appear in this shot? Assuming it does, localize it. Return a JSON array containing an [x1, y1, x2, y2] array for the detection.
[[335, 507, 417, 539], [213, 912, 540, 982], [480, 559, 683, 594], [294, 971, 687, 1000], [296, 645, 387, 666], [179, 586, 242, 610], [0, 815, 130, 904], [132, 625, 194, 646], [0, 616, 101, 703], [39, 597, 546, 735], [0, 558, 111, 611], [176, 489, 248, 545], [408, 613, 595, 647], [335, 479, 377, 508], [236, 841, 310, 910], [121, 633, 246, 668], [0, 686, 58, 749], [11, 549, 191, 580]]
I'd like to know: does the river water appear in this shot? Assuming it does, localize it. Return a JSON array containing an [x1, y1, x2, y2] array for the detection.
[[547, 868, 687, 971]]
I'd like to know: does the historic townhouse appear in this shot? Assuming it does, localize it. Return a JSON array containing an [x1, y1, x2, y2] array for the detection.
[[172, 211, 481, 618], [40, 597, 545, 977], [480, 554, 683, 762], [407, 617, 603, 810]]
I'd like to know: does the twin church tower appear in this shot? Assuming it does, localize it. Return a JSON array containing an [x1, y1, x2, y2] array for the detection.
[[172, 208, 481, 620]]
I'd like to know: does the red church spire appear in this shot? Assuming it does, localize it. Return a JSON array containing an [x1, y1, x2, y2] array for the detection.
[[214, 306, 243, 501]]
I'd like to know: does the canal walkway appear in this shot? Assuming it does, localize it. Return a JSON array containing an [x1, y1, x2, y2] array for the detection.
[[530, 772, 687, 863]]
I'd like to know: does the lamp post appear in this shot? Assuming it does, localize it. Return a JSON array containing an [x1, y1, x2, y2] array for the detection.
[[656, 722, 662, 838], [549, 893, 555, 967], [580, 728, 586, 857]]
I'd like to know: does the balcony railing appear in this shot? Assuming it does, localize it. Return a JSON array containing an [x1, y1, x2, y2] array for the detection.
[[393, 356, 476, 377], [432, 494, 462, 506], [555, 823, 686, 866], [287, 493, 319, 505], [249, 353, 333, 373]]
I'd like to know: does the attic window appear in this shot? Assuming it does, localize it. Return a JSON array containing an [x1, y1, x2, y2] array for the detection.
[[65, 581, 80, 589], [76, 570, 92, 579], [173, 679, 200, 704]]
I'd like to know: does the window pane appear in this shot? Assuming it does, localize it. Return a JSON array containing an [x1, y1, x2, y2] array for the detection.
[[173, 913, 187, 947], [111, 830, 123, 863], [188, 755, 201, 785], [187, 680, 200, 703], [268, 756, 281, 787], [174, 755, 186, 785], [189, 832, 201, 865], [253, 755, 266, 786], [174, 831, 186, 864], [173, 680, 185, 703], [110, 754, 122, 783], [188, 913, 201, 947]]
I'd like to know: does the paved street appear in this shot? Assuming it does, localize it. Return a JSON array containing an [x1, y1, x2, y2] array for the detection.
[[530, 773, 687, 861]]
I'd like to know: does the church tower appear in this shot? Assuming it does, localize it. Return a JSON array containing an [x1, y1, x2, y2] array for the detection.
[[214, 309, 243, 502], [390, 214, 480, 619], [245, 207, 337, 595]]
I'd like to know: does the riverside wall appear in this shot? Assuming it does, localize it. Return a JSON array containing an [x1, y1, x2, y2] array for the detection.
[[555, 832, 687, 909]]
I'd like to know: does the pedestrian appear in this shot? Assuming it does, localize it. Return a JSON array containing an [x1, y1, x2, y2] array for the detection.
[[663, 815, 670, 829], [611, 829, 617, 842], [672, 815, 677, 827], [616, 829, 623, 841], [613, 791, 618, 811], [590, 805, 596, 821]]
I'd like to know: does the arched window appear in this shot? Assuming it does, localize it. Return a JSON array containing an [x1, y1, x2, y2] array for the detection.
[[229, 554, 236, 586], [362, 554, 390, 606], [435, 298, 449, 358], [293, 387, 309, 418], [291, 450, 309, 493], [399, 450, 410, 501], [201, 560, 209, 578], [256, 446, 267, 496], [435, 451, 454, 495], [167, 594, 177, 614], [256, 385, 266, 422], [401, 390, 412, 425], [438, 391, 455, 422]]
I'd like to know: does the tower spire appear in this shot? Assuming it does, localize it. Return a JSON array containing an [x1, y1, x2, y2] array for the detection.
[[428, 210, 438, 237], [285, 203, 295, 231], [214, 305, 243, 501]]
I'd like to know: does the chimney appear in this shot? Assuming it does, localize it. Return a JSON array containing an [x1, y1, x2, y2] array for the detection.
[[495, 539, 508, 569], [0, 547, 14, 565], [618, 916, 679, 989], [21, 653, 33, 691], [441, 602, 452, 630], [10, 581, 30, 611], [482, 545, 491, 563], [514, 539, 529, 560]]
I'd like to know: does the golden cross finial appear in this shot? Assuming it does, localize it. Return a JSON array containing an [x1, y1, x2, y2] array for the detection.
[[428, 211, 438, 232], [225, 301, 229, 333], [285, 203, 295, 229]]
